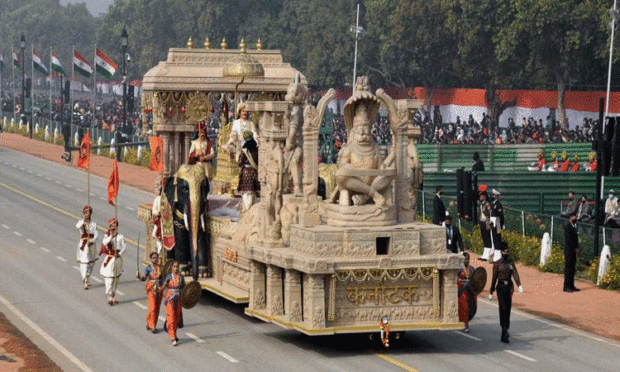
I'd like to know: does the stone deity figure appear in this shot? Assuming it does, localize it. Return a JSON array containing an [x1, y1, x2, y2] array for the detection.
[[188, 122, 214, 179], [284, 75, 307, 197], [334, 104, 394, 206]]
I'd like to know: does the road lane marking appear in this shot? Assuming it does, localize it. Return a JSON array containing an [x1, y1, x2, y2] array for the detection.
[[216, 351, 238, 363], [26, 239, 36, 244], [125, 206, 135, 211], [40, 247, 50, 253], [90, 193, 95, 196], [13, 231, 22, 236], [186, 333, 205, 343], [27, 170, 33, 173], [0, 294, 94, 372], [73, 266, 80, 271], [37, 173, 42, 177], [98, 196, 106, 201], [91, 277, 103, 283], [373, 353, 419, 372], [55, 181, 62, 184], [116, 290, 125, 296], [133, 301, 147, 310], [1, 224, 9, 229], [65, 184, 72, 188], [480, 299, 620, 348], [45, 176, 52, 180], [453, 330, 482, 341], [0, 182, 143, 249], [505, 350, 537, 362], [56, 256, 67, 262], [76, 188, 83, 192], [18, 167, 24, 170]]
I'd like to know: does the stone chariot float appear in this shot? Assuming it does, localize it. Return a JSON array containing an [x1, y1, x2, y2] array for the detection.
[[138, 39, 463, 337]]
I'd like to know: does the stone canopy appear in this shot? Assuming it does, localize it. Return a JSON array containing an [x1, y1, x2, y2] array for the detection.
[[142, 48, 306, 93]]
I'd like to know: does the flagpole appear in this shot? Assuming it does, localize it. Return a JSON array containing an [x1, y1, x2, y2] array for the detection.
[[12, 50, 15, 123], [93, 44, 96, 137], [49, 46, 53, 131], [31, 45, 34, 138], [71, 46, 74, 130], [87, 130, 91, 206]]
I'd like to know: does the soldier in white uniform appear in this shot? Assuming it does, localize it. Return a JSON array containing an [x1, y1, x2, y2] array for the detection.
[[76, 205, 98, 290], [99, 218, 126, 306]]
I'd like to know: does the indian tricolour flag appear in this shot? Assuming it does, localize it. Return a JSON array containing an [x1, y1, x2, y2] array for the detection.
[[95, 48, 117, 80], [13, 52, 20, 69], [32, 49, 48, 75], [73, 50, 93, 78], [51, 52, 66, 76]]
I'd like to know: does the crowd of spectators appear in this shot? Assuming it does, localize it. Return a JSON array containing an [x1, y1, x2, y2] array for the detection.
[[1, 92, 147, 136]]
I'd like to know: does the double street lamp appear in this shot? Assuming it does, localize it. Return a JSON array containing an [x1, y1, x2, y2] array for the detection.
[[118, 26, 128, 161]]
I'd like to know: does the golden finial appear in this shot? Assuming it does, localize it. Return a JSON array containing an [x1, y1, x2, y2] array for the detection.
[[204, 37, 211, 49], [239, 38, 246, 53], [256, 38, 263, 50], [220, 37, 228, 49], [186, 36, 194, 49]]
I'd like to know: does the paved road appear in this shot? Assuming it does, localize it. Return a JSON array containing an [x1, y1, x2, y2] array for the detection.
[[1, 146, 619, 372]]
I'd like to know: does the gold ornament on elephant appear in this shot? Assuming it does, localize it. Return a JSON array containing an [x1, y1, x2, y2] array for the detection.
[[186, 93, 213, 123]]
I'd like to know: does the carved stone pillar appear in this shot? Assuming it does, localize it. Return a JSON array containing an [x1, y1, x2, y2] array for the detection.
[[303, 273, 326, 328], [162, 132, 171, 177], [173, 132, 181, 174], [442, 269, 459, 323], [249, 261, 266, 310], [284, 269, 302, 322], [300, 89, 335, 226], [183, 132, 191, 164], [266, 265, 284, 316]]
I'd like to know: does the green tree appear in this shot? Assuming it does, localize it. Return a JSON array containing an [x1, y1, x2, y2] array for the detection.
[[495, 0, 608, 129], [364, 0, 459, 112]]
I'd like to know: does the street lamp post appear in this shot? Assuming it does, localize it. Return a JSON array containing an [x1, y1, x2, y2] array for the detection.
[[20, 34, 28, 138], [119, 26, 128, 161], [351, 3, 361, 95]]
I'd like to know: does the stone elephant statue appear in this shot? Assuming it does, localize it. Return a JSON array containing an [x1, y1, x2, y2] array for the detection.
[[163, 164, 210, 280]]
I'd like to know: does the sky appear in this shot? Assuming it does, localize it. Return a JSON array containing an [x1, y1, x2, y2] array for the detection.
[[59, 0, 115, 16]]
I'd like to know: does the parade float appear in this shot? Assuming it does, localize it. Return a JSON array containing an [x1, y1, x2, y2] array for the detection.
[[137, 38, 464, 336]]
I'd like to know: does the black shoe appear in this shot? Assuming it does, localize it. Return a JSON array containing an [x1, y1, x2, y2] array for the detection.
[[571, 287, 581, 292], [501, 329, 509, 343], [563, 288, 574, 293]]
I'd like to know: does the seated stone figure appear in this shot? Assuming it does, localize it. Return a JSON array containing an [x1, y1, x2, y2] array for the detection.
[[334, 104, 394, 206]]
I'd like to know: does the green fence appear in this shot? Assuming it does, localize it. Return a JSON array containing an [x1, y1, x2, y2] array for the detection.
[[1, 113, 147, 156], [417, 189, 619, 264]]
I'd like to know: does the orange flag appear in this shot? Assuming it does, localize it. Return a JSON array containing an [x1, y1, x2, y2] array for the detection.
[[76, 131, 91, 169], [149, 136, 164, 172], [108, 159, 119, 205]]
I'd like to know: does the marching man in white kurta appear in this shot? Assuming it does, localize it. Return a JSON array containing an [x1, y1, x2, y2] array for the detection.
[[76, 205, 98, 290], [99, 218, 126, 306]]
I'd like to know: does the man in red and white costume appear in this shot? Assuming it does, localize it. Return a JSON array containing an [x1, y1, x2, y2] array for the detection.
[[99, 218, 126, 306], [76, 205, 98, 290], [188, 121, 214, 179]]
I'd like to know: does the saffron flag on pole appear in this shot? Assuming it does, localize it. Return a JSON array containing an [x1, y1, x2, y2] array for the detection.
[[32, 49, 48, 75], [108, 159, 119, 205], [95, 48, 117, 80], [148, 136, 164, 172], [13, 52, 20, 69], [0, 54, 4, 72], [77, 130, 91, 169], [51, 52, 66, 76], [73, 50, 93, 78]]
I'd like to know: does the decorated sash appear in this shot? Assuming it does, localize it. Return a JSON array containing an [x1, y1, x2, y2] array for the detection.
[[80, 233, 95, 251], [99, 233, 117, 267]]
